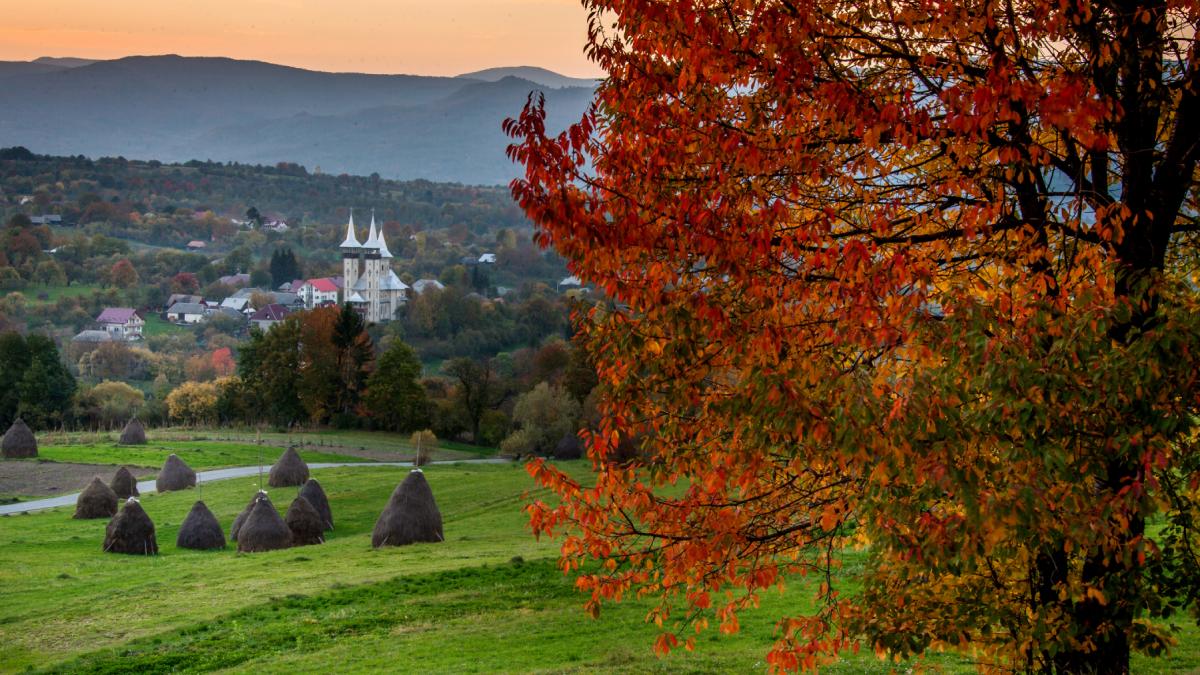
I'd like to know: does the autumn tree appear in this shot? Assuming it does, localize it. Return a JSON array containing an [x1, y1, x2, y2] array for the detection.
[[508, 1, 1200, 672], [170, 272, 200, 295], [108, 259, 139, 288]]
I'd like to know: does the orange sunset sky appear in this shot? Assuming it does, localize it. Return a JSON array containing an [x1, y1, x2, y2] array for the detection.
[[0, 0, 603, 77]]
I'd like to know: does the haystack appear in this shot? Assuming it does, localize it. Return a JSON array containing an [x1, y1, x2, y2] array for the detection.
[[268, 446, 309, 487], [119, 417, 147, 445], [371, 470, 443, 548], [176, 500, 226, 550], [553, 433, 584, 460], [285, 496, 325, 546], [298, 479, 333, 530], [1, 418, 37, 459], [74, 477, 118, 519], [103, 498, 158, 555], [237, 497, 292, 553], [156, 454, 196, 492], [230, 491, 270, 541], [110, 466, 139, 499]]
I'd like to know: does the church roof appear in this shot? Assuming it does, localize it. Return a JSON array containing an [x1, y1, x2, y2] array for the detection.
[[380, 270, 408, 291], [352, 276, 371, 292], [363, 211, 380, 250], [376, 227, 394, 258], [339, 209, 362, 248], [346, 291, 366, 303]]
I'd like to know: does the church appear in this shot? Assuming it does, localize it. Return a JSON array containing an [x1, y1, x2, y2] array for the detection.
[[340, 210, 409, 323]]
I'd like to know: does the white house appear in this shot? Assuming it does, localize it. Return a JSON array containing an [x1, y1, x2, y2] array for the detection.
[[299, 277, 341, 309], [166, 302, 209, 324], [478, 253, 497, 264], [96, 308, 144, 340]]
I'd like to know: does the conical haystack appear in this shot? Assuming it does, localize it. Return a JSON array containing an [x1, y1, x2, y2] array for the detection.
[[371, 470, 444, 548], [156, 454, 196, 492], [103, 498, 158, 555], [1, 418, 37, 459], [230, 491, 271, 541], [298, 479, 333, 530], [553, 433, 584, 460], [268, 446, 309, 487], [119, 418, 147, 445], [74, 477, 118, 519], [176, 500, 226, 550], [285, 496, 325, 546], [237, 497, 292, 553], [110, 466, 139, 499]]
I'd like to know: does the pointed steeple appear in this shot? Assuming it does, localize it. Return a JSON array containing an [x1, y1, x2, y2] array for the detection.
[[364, 209, 379, 250], [339, 208, 361, 248], [377, 225, 393, 258]]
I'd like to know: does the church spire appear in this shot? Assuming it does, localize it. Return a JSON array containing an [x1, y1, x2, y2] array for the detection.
[[364, 209, 379, 249], [339, 208, 361, 248], [377, 225, 393, 258]]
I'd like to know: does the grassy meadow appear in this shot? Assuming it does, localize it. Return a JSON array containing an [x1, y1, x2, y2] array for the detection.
[[35, 440, 366, 470], [0, 440, 1196, 673]]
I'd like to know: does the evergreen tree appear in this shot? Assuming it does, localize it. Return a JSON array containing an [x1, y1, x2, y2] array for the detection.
[[364, 339, 428, 432], [331, 304, 373, 416], [269, 247, 301, 288]]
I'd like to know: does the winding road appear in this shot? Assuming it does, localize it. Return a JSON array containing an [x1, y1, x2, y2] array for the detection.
[[0, 459, 511, 516]]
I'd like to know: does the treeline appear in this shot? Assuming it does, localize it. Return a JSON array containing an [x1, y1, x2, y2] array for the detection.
[[164, 304, 597, 456], [0, 150, 528, 242]]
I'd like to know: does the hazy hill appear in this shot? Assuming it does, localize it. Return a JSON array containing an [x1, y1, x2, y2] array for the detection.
[[457, 66, 598, 89], [32, 56, 98, 68], [0, 61, 66, 79], [0, 55, 595, 185]]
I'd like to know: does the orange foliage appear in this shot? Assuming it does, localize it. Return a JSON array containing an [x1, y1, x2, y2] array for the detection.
[[508, 0, 1200, 671]]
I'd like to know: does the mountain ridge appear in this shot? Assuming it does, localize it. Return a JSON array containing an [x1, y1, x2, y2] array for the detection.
[[0, 55, 595, 185]]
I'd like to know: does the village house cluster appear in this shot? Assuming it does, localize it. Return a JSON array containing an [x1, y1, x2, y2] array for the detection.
[[70, 211, 464, 344]]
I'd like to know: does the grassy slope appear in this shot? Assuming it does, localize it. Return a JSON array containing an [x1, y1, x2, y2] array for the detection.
[[0, 461, 1195, 673], [21, 283, 102, 305], [141, 313, 190, 337], [35, 441, 367, 469]]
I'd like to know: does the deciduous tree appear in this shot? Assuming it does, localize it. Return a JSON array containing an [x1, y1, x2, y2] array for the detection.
[[508, 1, 1200, 671]]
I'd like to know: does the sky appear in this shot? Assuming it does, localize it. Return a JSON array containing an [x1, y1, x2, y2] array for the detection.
[[0, 0, 603, 77]]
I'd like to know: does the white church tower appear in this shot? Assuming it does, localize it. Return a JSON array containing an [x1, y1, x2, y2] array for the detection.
[[339, 209, 408, 323]]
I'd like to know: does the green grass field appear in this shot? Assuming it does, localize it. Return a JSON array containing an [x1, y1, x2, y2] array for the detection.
[[21, 283, 103, 305], [35, 441, 367, 469], [1, 457, 1195, 673], [37, 429, 492, 463], [141, 313, 191, 337]]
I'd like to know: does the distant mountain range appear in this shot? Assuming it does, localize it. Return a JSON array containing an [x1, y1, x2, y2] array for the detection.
[[0, 55, 596, 185]]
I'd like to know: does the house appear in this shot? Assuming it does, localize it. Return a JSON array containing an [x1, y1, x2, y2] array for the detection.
[[164, 293, 203, 312], [298, 277, 340, 308], [273, 291, 302, 308], [96, 308, 144, 340], [263, 219, 289, 232], [218, 273, 251, 288], [30, 215, 63, 225], [214, 306, 246, 322], [186, 240, 207, 250], [412, 278, 445, 295], [220, 296, 251, 313], [277, 279, 305, 292], [166, 302, 208, 324], [557, 275, 582, 292], [71, 330, 113, 344], [250, 303, 291, 331], [478, 253, 497, 264]]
